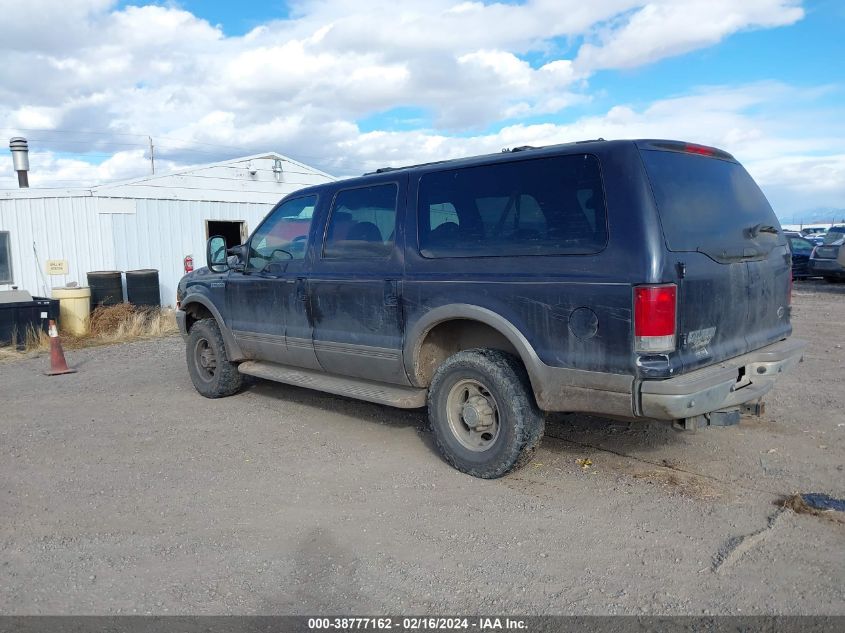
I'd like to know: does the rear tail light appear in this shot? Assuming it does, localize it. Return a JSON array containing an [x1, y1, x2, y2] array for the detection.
[[683, 143, 716, 156], [634, 284, 677, 352]]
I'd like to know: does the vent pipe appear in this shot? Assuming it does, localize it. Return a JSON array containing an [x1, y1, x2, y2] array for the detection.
[[9, 137, 29, 188]]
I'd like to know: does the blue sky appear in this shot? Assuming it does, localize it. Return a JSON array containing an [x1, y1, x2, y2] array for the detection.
[[2, 0, 843, 220]]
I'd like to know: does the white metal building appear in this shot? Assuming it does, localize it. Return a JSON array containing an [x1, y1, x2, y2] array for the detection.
[[0, 152, 336, 305]]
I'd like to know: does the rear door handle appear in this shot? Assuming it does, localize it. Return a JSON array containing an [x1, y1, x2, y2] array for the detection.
[[384, 279, 399, 306], [295, 277, 308, 302]]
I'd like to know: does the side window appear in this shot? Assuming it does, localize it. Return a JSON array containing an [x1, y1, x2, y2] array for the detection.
[[418, 154, 607, 258], [0, 232, 11, 284], [323, 183, 398, 258], [247, 195, 317, 271]]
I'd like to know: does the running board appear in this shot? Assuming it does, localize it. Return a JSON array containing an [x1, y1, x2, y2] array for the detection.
[[238, 361, 427, 409]]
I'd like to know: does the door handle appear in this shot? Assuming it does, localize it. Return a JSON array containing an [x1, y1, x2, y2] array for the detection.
[[295, 277, 308, 302], [384, 279, 399, 307]]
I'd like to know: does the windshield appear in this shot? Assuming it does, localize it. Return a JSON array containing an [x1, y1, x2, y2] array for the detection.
[[640, 149, 784, 261]]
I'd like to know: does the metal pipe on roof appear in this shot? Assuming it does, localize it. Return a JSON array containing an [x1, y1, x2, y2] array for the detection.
[[9, 137, 29, 188]]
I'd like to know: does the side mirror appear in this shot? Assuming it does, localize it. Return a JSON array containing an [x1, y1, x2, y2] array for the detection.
[[207, 236, 229, 272]]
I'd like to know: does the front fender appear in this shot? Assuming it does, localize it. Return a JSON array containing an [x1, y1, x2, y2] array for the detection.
[[180, 292, 245, 361]]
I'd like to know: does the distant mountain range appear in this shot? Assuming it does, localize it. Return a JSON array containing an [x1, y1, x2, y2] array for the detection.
[[776, 208, 845, 226]]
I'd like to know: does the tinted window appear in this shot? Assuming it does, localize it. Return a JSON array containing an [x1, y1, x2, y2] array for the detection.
[[418, 154, 607, 258], [640, 150, 783, 258], [247, 195, 317, 270], [0, 232, 11, 284], [323, 184, 398, 258]]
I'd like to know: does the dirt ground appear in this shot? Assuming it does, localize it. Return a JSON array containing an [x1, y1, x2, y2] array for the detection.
[[0, 280, 842, 615]]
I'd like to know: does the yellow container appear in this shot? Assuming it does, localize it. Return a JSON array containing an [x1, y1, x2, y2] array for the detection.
[[52, 286, 92, 336]]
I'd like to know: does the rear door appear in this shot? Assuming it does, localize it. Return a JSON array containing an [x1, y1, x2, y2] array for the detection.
[[308, 177, 408, 384], [638, 142, 791, 370]]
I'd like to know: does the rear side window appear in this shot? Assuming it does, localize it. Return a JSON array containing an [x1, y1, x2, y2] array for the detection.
[[640, 150, 783, 258], [323, 184, 398, 258], [418, 154, 607, 258]]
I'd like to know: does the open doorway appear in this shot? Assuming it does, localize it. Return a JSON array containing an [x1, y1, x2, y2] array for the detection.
[[206, 220, 248, 250]]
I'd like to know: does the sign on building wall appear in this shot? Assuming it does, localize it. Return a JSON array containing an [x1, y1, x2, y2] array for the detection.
[[46, 260, 69, 275]]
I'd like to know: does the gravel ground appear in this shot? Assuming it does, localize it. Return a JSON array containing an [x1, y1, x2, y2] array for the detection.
[[0, 279, 843, 615]]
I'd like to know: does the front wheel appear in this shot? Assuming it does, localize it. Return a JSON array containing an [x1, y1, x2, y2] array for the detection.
[[428, 349, 545, 478], [186, 318, 243, 398]]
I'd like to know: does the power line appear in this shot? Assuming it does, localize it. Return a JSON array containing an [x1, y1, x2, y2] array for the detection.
[[0, 126, 340, 162]]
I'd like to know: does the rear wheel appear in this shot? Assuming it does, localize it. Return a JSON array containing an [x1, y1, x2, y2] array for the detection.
[[428, 349, 544, 478], [186, 318, 243, 398]]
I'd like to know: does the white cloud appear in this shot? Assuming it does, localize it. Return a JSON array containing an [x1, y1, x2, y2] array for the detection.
[[575, 0, 804, 71], [0, 0, 840, 215]]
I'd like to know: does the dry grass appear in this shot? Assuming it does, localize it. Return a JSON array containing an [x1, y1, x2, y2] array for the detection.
[[0, 304, 178, 361], [0, 325, 50, 361], [780, 494, 845, 524]]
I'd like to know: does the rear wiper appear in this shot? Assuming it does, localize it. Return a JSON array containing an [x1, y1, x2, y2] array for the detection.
[[746, 223, 779, 238]]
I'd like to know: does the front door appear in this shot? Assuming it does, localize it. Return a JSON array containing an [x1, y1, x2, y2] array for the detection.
[[309, 178, 409, 384], [226, 194, 321, 370]]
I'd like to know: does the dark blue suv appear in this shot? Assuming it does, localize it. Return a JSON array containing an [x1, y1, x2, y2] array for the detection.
[[176, 139, 806, 478]]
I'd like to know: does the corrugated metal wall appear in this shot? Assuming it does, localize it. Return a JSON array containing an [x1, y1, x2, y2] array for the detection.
[[0, 196, 272, 305], [110, 198, 271, 305], [0, 196, 109, 297]]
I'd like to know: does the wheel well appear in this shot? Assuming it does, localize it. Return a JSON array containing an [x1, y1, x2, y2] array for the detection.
[[415, 319, 521, 386], [183, 302, 214, 332]]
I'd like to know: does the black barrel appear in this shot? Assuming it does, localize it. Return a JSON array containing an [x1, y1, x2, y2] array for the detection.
[[87, 271, 124, 309], [125, 269, 160, 307]]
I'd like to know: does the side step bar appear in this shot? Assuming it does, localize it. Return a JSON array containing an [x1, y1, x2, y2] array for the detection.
[[238, 361, 427, 409]]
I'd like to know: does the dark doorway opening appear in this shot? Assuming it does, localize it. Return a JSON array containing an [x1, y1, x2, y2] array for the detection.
[[206, 220, 247, 249]]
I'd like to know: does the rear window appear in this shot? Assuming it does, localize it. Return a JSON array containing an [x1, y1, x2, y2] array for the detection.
[[640, 149, 782, 259], [418, 154, 607, 258]]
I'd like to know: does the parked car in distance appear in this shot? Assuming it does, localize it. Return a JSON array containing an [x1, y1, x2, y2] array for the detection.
[[821, 224, 845, 244], [801, 225, 830, 237], [176, 139, 806, 478], [810, 236, 845, 282], [784, 231, 815, 279]]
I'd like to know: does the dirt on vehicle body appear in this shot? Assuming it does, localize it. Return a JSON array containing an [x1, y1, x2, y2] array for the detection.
[[177, 139, 805, 477]]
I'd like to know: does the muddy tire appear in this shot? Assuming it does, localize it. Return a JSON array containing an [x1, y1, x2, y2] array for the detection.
[[428, 349, 545, 479], [186, 318, 243, 398]]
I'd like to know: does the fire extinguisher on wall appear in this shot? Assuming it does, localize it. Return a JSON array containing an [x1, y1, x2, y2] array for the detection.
[[184, 255, 194, 274]]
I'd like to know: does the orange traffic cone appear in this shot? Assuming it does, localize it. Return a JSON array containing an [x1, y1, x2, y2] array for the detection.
[[45, 319, 76, 376]]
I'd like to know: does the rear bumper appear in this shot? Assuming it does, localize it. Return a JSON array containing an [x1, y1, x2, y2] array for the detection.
[[639, 338, 806, 420], [810, 259, 845, 275]]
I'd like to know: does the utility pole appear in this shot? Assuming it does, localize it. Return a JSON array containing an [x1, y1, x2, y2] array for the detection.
[[148, 136, 155, 175]]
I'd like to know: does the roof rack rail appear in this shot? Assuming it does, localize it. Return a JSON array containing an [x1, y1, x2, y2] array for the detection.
[[575, 138, 605, 143], [363, 158, 452, 176]]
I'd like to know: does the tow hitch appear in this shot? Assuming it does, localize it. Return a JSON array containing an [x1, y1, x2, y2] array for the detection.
[[674, 409, 740, 431]]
